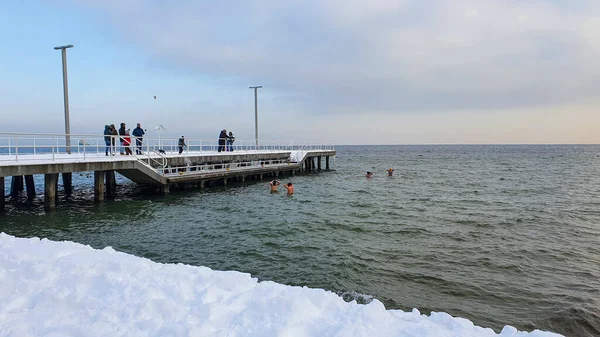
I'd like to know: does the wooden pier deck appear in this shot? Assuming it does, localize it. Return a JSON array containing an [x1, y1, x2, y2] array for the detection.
[[0, 133, 335, 210]]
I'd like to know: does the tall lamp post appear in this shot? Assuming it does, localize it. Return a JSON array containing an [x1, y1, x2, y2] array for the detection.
[[54, 44, 74, 154], [249, 86, 262, 149]]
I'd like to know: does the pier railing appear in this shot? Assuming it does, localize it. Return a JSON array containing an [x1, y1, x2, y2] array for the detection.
[[0, 132, 334, 163]]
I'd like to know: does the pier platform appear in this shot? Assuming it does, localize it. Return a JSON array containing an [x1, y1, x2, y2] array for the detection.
[[0, 132, 335, 210]]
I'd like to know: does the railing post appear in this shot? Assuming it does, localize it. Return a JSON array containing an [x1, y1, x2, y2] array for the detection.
[[33, 138, 36, 155], [52, 136, 55, 161], [15, 135, 18, 162], [8, 137, 11, 156]]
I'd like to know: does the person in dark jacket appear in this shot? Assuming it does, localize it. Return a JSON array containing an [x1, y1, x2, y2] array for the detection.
[[118, 123, 126, 155], [218, 129, 227, 152], [110, 124, 118, 155], [103, 125, 112, 156], [226, 131, 235, 151], [132, 123, 145, 154], [178, 136, 186, 154]]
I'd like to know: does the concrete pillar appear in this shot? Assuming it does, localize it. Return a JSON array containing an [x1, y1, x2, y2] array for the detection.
[[94, 171, 105, 202], [0, 177, 4, 211], [105, 170, 116, 198], [317, 156, 322, 171], [10, 176, 24, 198], [62, 172, 72, 195], [223, 178, 228, 186], [44, 173, 58, 210], [24, 175, 36, 199], [259, 174, 263, 180], [312, 157, 316, 171], [241, 175, 246, 182], [326, 156, 330, 170], [199, 181, 205, 189]]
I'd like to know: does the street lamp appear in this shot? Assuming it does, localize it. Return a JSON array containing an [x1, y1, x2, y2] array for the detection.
[[54, 44, 74, 154], [249, 86, 262, 149]]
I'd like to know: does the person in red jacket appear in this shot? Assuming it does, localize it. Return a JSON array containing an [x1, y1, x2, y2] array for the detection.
[[123, 130, 133, 155]]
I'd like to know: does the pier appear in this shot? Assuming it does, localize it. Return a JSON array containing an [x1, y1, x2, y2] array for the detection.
[[0, 132, 335, 210]]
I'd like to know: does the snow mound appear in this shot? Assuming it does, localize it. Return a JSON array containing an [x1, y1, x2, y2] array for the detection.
[[0, 233, 562, 337]]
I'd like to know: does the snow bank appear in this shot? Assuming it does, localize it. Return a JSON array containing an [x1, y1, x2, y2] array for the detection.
[[0, 233, 562, 337]]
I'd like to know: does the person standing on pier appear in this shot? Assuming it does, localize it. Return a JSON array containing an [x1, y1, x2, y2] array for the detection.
[[218, 129, 227, 152], [110, 124, 118, 155], [104, 125, 112, 156], [178, 136, 186, 154], [132, 123, 145, 155], [123, 130, 133, 155], [227, 131, 235, 151], [118, 123, 127, 155]]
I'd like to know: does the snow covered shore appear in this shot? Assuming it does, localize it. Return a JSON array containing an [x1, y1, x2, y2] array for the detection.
[[0, 233, 562, 337]]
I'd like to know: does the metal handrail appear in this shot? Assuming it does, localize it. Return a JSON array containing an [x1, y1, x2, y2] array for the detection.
[[160, 158, 292, 176], [0, 132, 335, 163]]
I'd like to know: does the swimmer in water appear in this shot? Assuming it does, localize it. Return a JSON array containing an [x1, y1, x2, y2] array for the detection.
[[387, 168, 394, 176], [269, 179, 281, 192], [366, 171, 373, 178], [283, 182, 294, 195]]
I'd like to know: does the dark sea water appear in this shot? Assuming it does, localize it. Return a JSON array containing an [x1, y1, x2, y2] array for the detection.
[[2, 145, 600, 336]]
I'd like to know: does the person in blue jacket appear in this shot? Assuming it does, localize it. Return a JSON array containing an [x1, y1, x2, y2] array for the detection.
[[132, 123, 145, 154], [103, 125, 112, 156]]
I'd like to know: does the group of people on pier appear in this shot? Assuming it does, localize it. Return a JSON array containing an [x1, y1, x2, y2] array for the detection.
[[103, 122, 145, 156], [218, 129, 235, 152], [103, 125, 239, 155]]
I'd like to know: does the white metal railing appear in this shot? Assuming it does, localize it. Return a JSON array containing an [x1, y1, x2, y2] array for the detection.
[[160, 158, 294, 176], [0, 132, 335, 163]]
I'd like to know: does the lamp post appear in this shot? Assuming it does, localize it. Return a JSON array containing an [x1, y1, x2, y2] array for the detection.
[[54, 44, 74, 154], [249, 86, 262, 149]]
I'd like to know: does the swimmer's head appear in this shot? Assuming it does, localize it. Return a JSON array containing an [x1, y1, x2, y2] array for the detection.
[[287, 182, 292, 187]]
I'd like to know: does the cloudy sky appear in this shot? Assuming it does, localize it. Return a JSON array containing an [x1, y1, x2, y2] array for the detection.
[[1, 0, 599, 144]]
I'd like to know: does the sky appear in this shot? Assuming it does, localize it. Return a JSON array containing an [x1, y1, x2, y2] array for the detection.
[[1, 0, 599, 144]]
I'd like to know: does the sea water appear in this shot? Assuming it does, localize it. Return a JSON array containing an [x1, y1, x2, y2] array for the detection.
[[2, 145, 599, 336]]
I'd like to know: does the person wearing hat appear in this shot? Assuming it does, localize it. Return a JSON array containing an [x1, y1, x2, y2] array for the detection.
[[218, 129, 227, 152], [178, 136, 186, 154], [226, 131, 235, 151]]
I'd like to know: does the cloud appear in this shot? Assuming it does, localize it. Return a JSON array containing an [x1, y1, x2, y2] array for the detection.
[[66, 0, 600, 113]]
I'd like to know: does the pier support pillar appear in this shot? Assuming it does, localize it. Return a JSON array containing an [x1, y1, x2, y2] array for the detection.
[[0, 177, 5, 210], [158, 184, 170, 195], [44, 173, 58, 210], [25, 175, 36, 199], [259, 174, 263, 180], [199, 181, 205, 189], [312, 157, 316, 171], [317, 156, 322, 171], [105, 170, 116, 198], [241, 175, 246, 182], [223, 178, 227, 186], [10, 176, 24, 198], [62, 173, 72, 195], [326, 156, 330, 170], [94, 171, 105, 202]]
